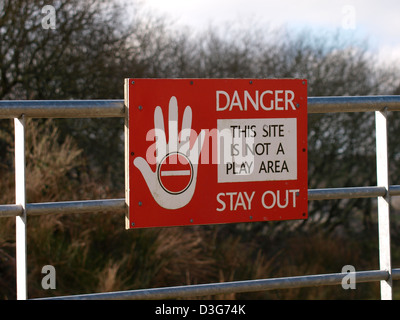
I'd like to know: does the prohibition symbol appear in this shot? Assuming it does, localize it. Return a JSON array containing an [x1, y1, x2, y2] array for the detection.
[[157, 152, 194, 195]]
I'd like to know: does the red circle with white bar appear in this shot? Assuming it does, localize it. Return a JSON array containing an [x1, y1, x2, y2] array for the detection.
[[158, 153, 193, 194]]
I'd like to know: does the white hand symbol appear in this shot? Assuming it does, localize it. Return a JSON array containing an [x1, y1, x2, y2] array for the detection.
[[134, 96, 205, 209]]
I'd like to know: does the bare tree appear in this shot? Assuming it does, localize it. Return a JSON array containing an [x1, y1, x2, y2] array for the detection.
[[0, 0, 134, 100]]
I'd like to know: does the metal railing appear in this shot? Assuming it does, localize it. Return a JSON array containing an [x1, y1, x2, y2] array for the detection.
[[1, 95, 400, 300]]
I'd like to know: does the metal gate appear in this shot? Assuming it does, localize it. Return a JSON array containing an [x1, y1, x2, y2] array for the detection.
[[1, 95, 400, 300]]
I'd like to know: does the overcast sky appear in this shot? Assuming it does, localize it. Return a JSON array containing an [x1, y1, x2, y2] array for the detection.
[[140, 0, 400, 63]]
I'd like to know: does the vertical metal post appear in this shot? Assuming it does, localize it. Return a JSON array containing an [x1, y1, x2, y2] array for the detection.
[[15, 115, 27, 300], [375, 108, 392, 300]]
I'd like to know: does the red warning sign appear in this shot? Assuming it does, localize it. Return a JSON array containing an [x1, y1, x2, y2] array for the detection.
[[125, 79, 308, 229]]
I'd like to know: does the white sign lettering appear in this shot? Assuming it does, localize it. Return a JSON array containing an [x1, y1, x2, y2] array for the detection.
[[217, 118, 297, 183]]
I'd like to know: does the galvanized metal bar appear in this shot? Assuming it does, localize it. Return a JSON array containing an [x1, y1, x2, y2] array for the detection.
[[15, 115, 27, 300], [0, 204, 23, 218], [1, 184, 399, 218], [392, 268, 400, 280], [389, 185, 400, 196], [2, 95, 400, 301], [26, 199, 126, 216], [1, 96, 400, 119], [34, 269, 389, 300], [307, 186, 386, 200], [375, 107, 392, 300], [308, 95, 400, 113], [0, 100, 125, 119]]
